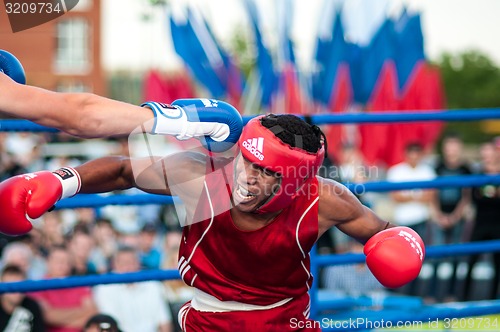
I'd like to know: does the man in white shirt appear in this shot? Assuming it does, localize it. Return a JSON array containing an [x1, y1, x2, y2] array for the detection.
[[93, 246, 172, 332], [386, 142, 436, 241], [386, 142, 436, 297]]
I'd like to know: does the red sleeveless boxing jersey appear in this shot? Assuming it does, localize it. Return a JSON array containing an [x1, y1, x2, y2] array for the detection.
[[178, 157, 320, 306]]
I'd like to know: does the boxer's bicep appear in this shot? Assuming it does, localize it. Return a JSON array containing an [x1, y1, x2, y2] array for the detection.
[[317, 177, 388, 242]]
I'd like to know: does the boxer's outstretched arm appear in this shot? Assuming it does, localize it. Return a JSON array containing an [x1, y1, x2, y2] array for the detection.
[[0, 151, 206, 236], [0, 74, 154, 138], [317, 177, 390, 243], [75, 151, 205, 196], [317, 177, 425, 288]]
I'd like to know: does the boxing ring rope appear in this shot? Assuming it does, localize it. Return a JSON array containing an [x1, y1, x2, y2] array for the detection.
[[2, 108, 500, 132], [3, 110, 500, 329], [51, 174, 500, 209], [1, 240, 500, 294], [2, 241, 500, 332]]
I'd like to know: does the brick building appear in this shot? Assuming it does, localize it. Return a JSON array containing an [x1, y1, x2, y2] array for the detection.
[[0, 0, 105, 95]]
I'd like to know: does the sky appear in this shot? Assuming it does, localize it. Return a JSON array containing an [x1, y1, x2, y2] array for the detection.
[[101, 0, 500, 71]]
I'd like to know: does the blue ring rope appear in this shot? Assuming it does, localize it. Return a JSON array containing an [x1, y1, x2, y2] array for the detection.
[[0, 269, 179, 294], [313, 239, 500, 267], [304, 108, 500, 125], [2, 108, 500, 132], [56, 193, 177, 209], [1, 240, 499, 294], [54, 174, 500, 209]]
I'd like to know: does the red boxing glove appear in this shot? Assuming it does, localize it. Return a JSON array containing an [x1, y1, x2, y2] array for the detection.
[[363, 226, 425, 288], [0, 167, 81, 236]]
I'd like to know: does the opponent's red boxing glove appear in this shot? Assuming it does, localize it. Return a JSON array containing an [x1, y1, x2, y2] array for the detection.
[[363, 226, 425, 288], [0, 167, 81, 236]]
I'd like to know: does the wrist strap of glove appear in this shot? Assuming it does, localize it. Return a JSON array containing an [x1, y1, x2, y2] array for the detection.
[[52, 167, 81, 199], [141, 101, 187, 138]]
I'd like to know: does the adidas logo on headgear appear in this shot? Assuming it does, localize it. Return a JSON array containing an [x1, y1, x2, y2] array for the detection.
[[242, 137, 264, 160]]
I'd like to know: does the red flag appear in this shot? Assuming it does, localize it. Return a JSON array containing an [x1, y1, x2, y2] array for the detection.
[[386, 61, 445, 165], [168, 70, 196, 100], [143, 70, 195, 103], [359, 61, 399, 166], [143, 70, 169, 103], [225, 61, 244, 113], [325, 63, 353, 160], [284, 64, 303, 114]]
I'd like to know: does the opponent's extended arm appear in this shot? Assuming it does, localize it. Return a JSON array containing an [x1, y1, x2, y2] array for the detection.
[[0, 50, 243, 148], [0, 69, 155, 138]]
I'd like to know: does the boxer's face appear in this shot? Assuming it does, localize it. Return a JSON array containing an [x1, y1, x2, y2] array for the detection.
[[233, 153, 281, 213]]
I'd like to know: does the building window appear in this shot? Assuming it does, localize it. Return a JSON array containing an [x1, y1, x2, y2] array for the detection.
[[55, 19, 90, 73], [73, 0, 93, 11], [56, 80, 91, 92]]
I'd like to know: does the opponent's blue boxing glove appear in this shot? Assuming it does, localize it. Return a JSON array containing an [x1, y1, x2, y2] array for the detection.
[[0, 50, 26, 84], [142, 98, 243, 152]]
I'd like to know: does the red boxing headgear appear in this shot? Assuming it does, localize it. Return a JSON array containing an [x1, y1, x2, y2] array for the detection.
[[237, 116, 325, 214]]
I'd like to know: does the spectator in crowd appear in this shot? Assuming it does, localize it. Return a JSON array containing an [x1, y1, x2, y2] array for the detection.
[[138, 224, 162, 270], [431, 133, 472, 301], [30, 246, 98, 332], [0, 148, 29, 181], [387, 142, 436, 241], [59, 208, 97, 237], [38, 212, 65, 256], [0, 241, 46, 280], [116, 231, 140, 249], [462, 141, 500, 301], [82, 314, 122, 332], [1, 132, 45, 176], [386, 142, 436, 297], [100, 197, 143, 235], [67, 231, 101, 276], [0, 265, 45, 332], [93, 246, 173, 332], [322, 240, 387, 297], [432, 133, 472, 243], [91, 218, 119, 273]]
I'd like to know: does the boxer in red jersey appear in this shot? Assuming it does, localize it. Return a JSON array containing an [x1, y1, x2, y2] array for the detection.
[[1, 56, 424, 331]]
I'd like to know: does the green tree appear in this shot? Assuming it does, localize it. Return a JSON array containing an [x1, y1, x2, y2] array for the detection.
[[436, 50, 500, 142]]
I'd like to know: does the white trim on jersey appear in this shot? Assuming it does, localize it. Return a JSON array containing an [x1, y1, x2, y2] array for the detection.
[[295, 197, 320, 259], [177, 182, 215, 286], [186, 181, 215, 264], [190, 274, 198, 287], [178, 302, 192, 332], [303, 302, 311, 318], [301, 260, 311, 290], [295, 197, 319, 293], [181, 265, 191, 280], [191, 288, 293, 313]]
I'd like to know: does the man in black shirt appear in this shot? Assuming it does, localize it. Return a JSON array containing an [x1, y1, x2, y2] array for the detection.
[[463, 142, 500, 301], [433, 133, 472, 243], [0, 264, 45, 332], [432, 133, 472, 301]]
